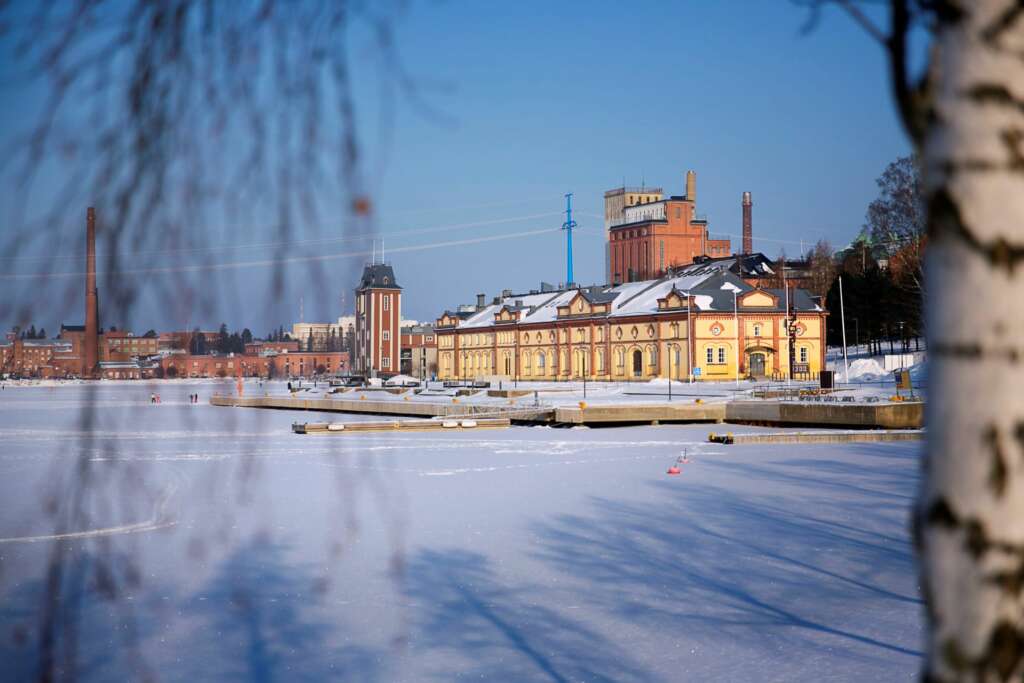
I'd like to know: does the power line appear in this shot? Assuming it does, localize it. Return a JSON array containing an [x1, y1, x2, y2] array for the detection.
[[0, 226, 566, 281], [0, 211, 564, 262]]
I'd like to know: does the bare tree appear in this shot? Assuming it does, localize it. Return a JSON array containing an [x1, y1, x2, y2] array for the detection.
[[0, 2, 429, 679], [813, 0, 1024, 678], [865, 155, 926, 297], [804, 239, 836, 298]]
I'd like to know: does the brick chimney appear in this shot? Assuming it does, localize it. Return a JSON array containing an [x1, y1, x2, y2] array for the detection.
[[742, 191, 753, 255], [84, 207, 99, 377]]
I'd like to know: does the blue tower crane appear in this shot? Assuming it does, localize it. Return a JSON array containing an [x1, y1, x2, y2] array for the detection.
[[562, 193, 577, 286]]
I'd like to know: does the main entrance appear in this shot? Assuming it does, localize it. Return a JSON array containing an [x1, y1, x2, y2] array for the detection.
[[748, 352, 766, 378]]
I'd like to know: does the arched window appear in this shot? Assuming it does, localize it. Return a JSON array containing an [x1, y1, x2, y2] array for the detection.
[[753, 324, 762, 337], [706, 347, 714, 364], [617, 348, 625, 368], [718, 347, 726, 364], [538, 352, 546, 369], [597, 349, 605, 372], [524, 351, 532, 370]]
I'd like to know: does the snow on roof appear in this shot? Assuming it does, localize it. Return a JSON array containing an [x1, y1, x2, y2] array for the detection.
[[445, 265, 820, 329]]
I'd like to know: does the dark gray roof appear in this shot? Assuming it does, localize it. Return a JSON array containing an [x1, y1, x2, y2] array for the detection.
[[576, 286, 619, 305], [357, 264, 401, 290], [687, 271, 822, 313]]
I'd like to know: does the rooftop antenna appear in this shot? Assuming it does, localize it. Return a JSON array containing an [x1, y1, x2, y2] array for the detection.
[[562, 193, 577, 286], [300, 296, 304, 323]]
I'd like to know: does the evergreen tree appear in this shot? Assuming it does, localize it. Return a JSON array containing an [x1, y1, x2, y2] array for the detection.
[[190, 327, 207, 355], [241, 328, 253, 346], [307, 329, 314, 352], [38, 327, 46, 339], [217, 323, 229, 353], [27, 324, 36, 339]]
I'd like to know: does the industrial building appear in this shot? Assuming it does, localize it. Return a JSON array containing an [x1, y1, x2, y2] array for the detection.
[[604, 171, 739, 283]]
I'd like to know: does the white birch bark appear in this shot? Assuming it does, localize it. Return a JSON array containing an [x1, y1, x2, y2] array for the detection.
[[918, 1, 1024, 680]]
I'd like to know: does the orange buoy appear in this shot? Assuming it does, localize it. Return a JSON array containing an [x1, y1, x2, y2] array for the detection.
[[667, 466, 681, 475]]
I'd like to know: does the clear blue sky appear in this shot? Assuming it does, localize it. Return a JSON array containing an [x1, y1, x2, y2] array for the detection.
[[0, 1, 911, 335]]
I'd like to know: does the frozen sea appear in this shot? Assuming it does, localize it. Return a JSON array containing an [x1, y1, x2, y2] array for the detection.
[[0, 382, 923, 681]]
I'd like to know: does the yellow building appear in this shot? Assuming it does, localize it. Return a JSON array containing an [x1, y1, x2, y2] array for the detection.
[[435, 267, 827, 382]]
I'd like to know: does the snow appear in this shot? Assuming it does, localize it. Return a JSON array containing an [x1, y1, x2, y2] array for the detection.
[[0, 383, 923, 680], [846, 358, 888, 380], [720, 281, 742, 292], [384, 374, 420, 386], [693, 294, 714, 310]]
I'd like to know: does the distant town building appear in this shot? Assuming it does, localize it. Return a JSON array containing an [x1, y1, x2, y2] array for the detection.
[[604, 171, 732, 283], [434, 262, 826, 383], [353, 263, 401, 377], [245, 340, 300, 356], [102, 330, 159, 360], [160, 351, 348, 379]]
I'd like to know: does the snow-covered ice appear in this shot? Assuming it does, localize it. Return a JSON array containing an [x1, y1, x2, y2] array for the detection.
[[0, 382, 922, 680]]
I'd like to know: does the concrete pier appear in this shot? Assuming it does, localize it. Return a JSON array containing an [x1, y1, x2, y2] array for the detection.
[[709, 430, 923, 445], [725, 400, 923, 429], [211, 395, 924, 430], [555, 402, 725, 425]]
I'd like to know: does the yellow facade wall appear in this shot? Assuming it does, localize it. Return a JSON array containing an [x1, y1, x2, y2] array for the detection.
[[436, 311, 827, 383]]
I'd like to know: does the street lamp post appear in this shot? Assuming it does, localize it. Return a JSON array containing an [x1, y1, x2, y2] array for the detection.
[[668, 344, 673, 402], [583, 353, 587, 399], [733, 290, 740, 389]]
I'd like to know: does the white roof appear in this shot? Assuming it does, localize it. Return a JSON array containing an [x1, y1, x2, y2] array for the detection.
[[454, 271, 727, 330]]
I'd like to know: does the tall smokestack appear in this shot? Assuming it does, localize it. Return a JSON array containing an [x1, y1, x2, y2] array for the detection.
[[84, 207, 99, 378], [742, 191, 753, 255], [685, 170, 697, 204]]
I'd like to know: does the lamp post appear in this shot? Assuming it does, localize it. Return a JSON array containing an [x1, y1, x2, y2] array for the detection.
[[583, 352, 587, 399], [733, 290, 740, 388], [668, 343, 673, 402]]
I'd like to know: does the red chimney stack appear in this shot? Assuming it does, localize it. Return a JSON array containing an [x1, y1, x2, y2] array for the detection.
[[742, 192, 753, 255], [84, 207, 99, 377]]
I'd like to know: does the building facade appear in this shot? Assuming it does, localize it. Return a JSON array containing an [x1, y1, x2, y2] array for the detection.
[[606, 172, 731, 283], [400, 325, 437, 379], [434, 266, 826, 383], [353, 264, 401, 377]]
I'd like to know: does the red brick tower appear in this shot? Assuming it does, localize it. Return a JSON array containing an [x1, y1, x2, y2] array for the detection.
[[84, 207, 99, 377], [354, 263, 401, 377], [742, 192, 753, 255]]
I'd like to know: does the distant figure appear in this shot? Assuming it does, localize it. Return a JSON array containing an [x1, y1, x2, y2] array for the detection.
[[150, 393, 156, 404]]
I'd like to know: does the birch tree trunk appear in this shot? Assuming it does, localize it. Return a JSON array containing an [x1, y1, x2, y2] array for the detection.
[[917, 1, 1024, 679]]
